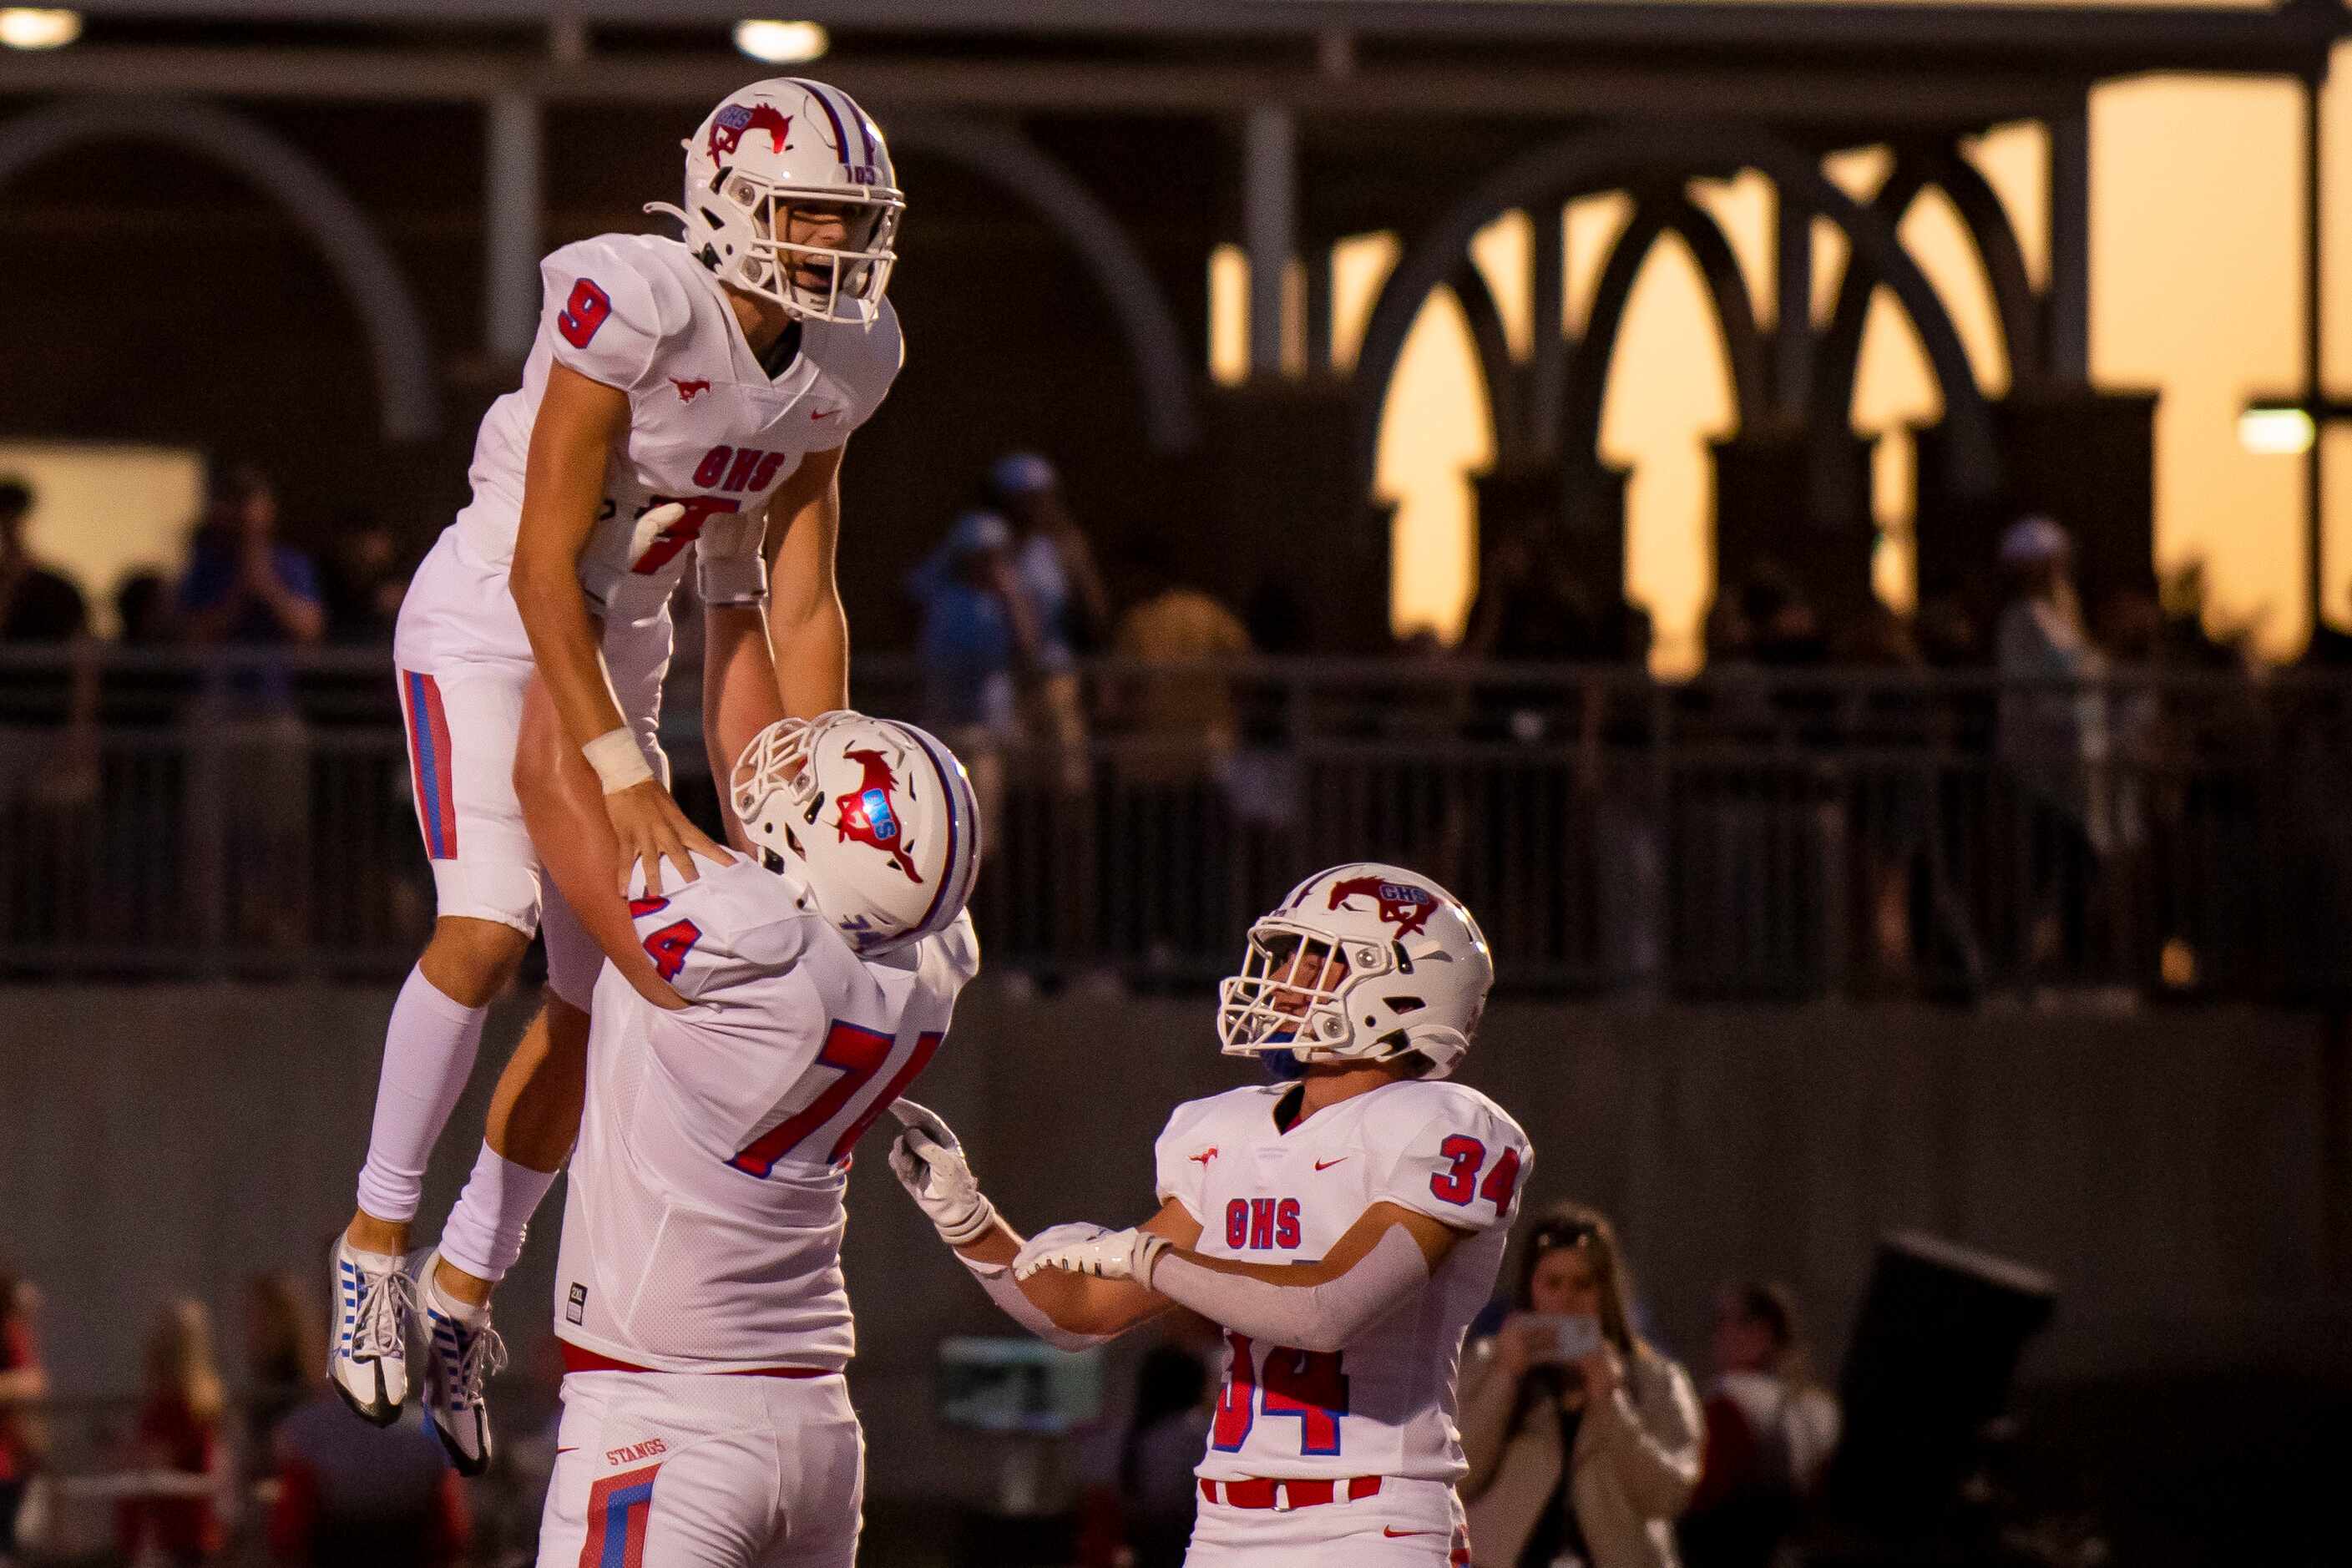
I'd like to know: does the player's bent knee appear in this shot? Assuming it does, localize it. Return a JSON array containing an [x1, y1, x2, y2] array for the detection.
[[421, 915, 534, 1007]]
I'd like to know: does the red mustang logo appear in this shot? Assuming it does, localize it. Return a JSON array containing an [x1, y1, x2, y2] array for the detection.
[[707, 104, 793, 160], [1326, 875, 1438, 937], [834, 746, 921, 883], [1188, 1147, 1219, 1166], [670, 377, 711, 403]]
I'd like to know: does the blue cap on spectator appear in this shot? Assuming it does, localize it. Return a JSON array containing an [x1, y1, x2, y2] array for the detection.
[[948, 509, 1014, 557], [989, 452, 1058, 499], [1999, 515, 2070, 566]]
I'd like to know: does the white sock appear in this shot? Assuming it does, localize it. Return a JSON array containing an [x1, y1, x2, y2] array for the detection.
[[354, 967, 491, 1224], [438, 1142, 561, 1287]]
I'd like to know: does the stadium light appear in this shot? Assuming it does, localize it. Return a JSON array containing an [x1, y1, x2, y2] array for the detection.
[[2239, 403, 2318, 455], [2239, 393, 2352, 456], [0, 8, 80, 49], [734, 20, 828, 64]]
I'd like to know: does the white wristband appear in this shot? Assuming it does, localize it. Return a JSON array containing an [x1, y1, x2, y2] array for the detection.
[[583, 727, 655, 795]]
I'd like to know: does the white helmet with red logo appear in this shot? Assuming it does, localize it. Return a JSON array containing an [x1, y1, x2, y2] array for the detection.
[[731, 711, 979, 954], [650, 77, 902, 326], [1217, 862, 1494, 1080]]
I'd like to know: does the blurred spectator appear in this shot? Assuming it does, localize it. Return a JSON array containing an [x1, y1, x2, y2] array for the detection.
[[1464, 525, 1600, 664], [0, 475, 95, 761], [1116, 1340, 1214, 1568], [1460, 1204, 1702, 1568], [1740, 564, 1826, 670], [911, 510, 1037, 828], [117, 1298, 230, 1568], [117, 573, 176, 646], [242, 1276, 317, 1488], [1109, 538, 1252, 776], [1995, 517, 2108, 977], [177, 464, 325, 680], [0, 1273, 48, 1565], [0, 478, 87, 647], [988, 453, 1108, 778], [178, 466, 321, 945], [1681, 1283, 1840, 1568], [267, 1398, 469, 1568], [317, 518, 406, 645]]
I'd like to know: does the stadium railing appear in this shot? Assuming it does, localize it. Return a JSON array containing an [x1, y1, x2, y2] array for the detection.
[[3, 646, 2349, 1000]]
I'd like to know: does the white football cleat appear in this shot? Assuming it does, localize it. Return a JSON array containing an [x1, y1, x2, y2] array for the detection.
[[327, 1236, 416, 1425], [416, 1251, 506, 1478]]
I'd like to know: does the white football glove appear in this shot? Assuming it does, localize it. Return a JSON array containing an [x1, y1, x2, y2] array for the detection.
[[694, 507, 770, 607], [886, 1099, 998, 1247], [624, 501, 687, 569], [1013, 1225, 1168, 1285]]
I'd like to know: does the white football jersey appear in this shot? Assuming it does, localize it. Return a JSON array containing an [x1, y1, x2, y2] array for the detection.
[[1152, 1078, 1531, 1485], [449, 231, 902, 626], [554, 852, 976, 1374]]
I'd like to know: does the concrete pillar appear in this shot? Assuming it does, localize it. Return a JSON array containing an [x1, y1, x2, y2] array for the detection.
[[485, 90, 543, 359], [1774, 185, 1813, 422], [2046, 99, 2091, 384], [1243, 105, 1297, 378], [1302, 240, 1333, 375], [2305, 68, 2328, 634], [1529, 203, 1568, 457]]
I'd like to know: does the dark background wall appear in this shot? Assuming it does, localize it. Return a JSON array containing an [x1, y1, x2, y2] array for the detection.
[[4, 984, 2342, 1485]]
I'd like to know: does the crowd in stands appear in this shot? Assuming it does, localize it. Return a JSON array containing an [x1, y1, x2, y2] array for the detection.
[[0, 1268, 479, 1568]]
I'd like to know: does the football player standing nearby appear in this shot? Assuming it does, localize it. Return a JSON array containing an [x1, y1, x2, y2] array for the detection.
[[892, 865, 1530, 1565]]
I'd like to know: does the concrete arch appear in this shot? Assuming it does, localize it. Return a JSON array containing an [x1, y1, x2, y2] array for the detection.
[[1811, 144, 2041, 437], [1447, 255, 1524, 466], [1561, 193, 1766, 464], [892, 117, 1200, 452], [1350, 124, 1998, 503], [0, 98, 439, 443]]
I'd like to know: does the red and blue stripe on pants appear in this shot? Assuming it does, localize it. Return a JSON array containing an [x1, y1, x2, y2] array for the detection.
[[400, 670, 458, 860], [579, 1464, 658, 1568]]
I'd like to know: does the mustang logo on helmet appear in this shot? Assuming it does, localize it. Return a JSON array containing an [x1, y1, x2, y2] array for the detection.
[[707, 103, 793, 161], [834, 747, 922, 884], [1326, 875, 1438, 937]]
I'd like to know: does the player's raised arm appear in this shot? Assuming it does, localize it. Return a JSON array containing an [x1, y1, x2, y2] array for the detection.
[[510, 358, 726, 897], [887, 1102, 1201, 1347]]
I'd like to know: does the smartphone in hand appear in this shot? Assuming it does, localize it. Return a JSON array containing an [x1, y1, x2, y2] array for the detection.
[[1518, 1313, 1603, 1363]]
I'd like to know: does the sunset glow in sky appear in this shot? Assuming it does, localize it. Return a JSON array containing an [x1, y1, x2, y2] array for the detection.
[[1219, 37, 2352, 671]]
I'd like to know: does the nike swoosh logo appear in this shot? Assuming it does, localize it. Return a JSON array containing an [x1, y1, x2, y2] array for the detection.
[[555, 1447, 579, 1454], [1383, 1527, 1433, 1538], [1314, 1157, 1348, 1171], [810, 407, 838, 420]]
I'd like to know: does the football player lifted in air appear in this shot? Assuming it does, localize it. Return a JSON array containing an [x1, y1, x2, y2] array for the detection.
[[535, 711, 981, 1568], [331, 78, 905, 1474], [892, 864, 1533, 1565]]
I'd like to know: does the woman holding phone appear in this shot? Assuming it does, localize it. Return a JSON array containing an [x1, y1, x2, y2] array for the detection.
[[1459, 1205, 1702, 1568]]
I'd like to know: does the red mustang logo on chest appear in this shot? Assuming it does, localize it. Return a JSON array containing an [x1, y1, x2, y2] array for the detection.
[[1326, 875, 1439, 937], [670, 377, 711, 403], [834, 746, 922, 883], [1188, 1146, 1220, 1166], [707, 104, 793, 160]]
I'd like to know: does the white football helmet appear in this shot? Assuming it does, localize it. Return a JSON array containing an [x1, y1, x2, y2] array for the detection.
[[731, 712, 980, 954], [1218, 862, 1494, 1080], [650, 77, 902, 326]]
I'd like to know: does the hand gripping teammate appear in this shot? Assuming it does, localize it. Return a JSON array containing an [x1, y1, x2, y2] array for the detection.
[[331, 78, 907, 1475], [891, 864, 1532, 1565], [534, 711, 981, 1568]]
